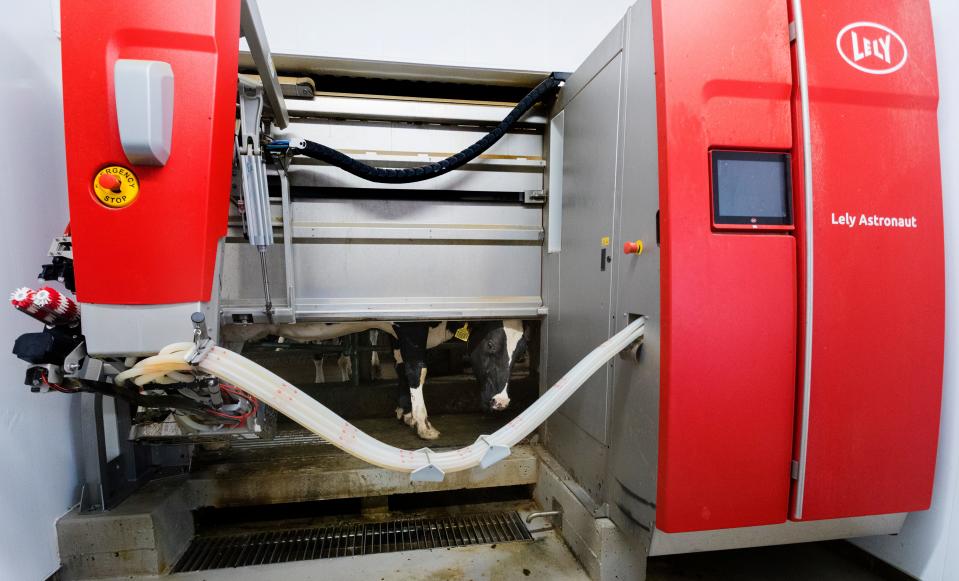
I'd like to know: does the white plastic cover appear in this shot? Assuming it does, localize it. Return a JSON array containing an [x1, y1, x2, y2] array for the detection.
[[114, 59, 173, 166]]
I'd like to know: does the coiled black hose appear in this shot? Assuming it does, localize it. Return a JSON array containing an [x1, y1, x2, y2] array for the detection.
[[292, 73, 564, 184]]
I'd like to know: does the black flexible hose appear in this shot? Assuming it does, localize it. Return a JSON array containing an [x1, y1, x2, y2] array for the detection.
[[294, 73, 564, 184]]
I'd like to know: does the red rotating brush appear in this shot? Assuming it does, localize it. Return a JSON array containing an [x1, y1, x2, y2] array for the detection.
[[10, 287, 56, 324], [33, 287, 80, 326], [10, 286, 79, 326]]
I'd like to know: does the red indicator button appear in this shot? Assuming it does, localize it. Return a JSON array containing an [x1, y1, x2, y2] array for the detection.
[[623, 240, 644, 255], [98, 173, 122, 192]]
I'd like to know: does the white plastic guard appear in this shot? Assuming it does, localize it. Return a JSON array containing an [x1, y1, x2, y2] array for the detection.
[[114, 59, 174, 166], [410, 448, 446, 482]]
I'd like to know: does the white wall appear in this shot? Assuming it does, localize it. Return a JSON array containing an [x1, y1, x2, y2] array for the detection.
[[0, 1, 81, 580], [254, 0, 636, 73], [853, 0, 959, 579]]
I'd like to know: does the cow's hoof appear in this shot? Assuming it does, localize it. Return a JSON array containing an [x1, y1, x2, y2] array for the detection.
[[417, 422, 441, 440], [395, 407, 405, 421], [403, 412, 415, 427]]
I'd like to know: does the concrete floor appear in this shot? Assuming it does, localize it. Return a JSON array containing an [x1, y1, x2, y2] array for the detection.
[[82, 421, 909, 581], [95, 536, 908, 581]]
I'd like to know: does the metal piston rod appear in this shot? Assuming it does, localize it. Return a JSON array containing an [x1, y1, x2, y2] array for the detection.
[[237, 78, 275, 323]]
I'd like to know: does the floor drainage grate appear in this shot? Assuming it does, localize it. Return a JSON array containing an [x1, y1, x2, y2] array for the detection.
[[172, 510, 533, 572]]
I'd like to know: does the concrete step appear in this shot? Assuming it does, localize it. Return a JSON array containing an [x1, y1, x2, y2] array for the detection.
[[189, 414, 538, 507], [188, 442, 538, 507], [58, 415, 538, 579]]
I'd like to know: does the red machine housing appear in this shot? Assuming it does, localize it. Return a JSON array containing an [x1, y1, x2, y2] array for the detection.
[[653, 0, 943, 533], [60, 0, 240, 305], [790, 0, 944, 522], [654, 0, 798, 533]]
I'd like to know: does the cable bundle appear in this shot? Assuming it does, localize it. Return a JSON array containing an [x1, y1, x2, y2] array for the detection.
[[286, 73, 564, 184]]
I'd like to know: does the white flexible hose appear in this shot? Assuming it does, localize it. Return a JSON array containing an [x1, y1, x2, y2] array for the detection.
[[116, 318, 645, 476]]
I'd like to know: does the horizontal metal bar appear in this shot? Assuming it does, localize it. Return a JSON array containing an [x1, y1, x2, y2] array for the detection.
[[220, 302, 546, 323], [286, 165, 542, 193], [240, 51, 551, 88], [293, 154, 544, 169], [284, 94, 549, 126], [290, 224, 543, 242]]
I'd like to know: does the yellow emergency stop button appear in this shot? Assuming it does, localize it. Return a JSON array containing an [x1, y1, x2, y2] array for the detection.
[[93, 165, 139, 208]]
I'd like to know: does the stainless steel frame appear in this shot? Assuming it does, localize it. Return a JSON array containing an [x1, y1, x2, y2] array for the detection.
[[239, 0, 288, 129], [220, 86, 550, 323]]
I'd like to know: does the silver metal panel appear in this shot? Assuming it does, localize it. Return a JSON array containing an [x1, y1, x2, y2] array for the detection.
[[220, 199, 543, 321], [220, 240, 289, 303], [542, 3, 663, 545], [288, 162, 543, 194], [649, 513, 907, 556], [550, 53, 624, 446], [82, 302, 219, 357], [541, 34, 626, 510], [291, 242, 540, 316], [542, 410, 610, 501], [552, 19, 626, 115], [240, 52, 551, 88], [546, 110, 565, 253], [289, 198, 542, 240], [607, 1, 663, 535], [81, 244, 222, 356]]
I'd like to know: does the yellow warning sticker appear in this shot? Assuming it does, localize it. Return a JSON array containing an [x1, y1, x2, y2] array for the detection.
[[601, 236, 610, 247], [454, 323, 470, 342], [93, 165, 139, 208]]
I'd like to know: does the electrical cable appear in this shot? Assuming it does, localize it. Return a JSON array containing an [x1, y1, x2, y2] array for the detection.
[[274, 73, 565, 184]]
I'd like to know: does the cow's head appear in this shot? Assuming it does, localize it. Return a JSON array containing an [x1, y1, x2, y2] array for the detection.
[[469, 320, 530, 412]]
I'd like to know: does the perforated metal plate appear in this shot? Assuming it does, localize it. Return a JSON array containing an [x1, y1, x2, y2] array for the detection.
[[173, 511, 532, 572]]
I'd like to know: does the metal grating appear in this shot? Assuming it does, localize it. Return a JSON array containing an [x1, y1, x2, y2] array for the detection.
[[172, 511, 532, 572], [228, 429, 330, 450]]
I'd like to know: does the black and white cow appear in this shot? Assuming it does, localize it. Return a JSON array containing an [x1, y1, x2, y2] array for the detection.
[[221, 319, 531, 440], [391, 320, 531, 439]]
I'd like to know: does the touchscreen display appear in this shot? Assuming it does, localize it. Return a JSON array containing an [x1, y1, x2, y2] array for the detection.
[[712, 151, 793, 226]]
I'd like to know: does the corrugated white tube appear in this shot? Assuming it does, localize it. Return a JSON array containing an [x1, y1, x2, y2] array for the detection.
[[123, 318, 645, 476]]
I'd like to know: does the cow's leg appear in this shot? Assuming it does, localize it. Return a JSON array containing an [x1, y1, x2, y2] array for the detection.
[[393, 348, 411, 421], [370, 330, 382, 380], [313, 355, 326, 384], [393, 323, 440, 440], [337, 353, 351, 382], [408, 366, 439, 439]]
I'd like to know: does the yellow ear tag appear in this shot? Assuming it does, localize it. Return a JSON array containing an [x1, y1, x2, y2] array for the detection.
[[454, 323, 470, 342]]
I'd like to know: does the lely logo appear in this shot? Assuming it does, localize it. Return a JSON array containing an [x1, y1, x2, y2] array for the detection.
[[836, 22, 908, 75]]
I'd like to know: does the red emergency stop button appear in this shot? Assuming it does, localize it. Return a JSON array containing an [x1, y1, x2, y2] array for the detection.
[[97, 173, 122, 192], [623, 240, 644, 255]]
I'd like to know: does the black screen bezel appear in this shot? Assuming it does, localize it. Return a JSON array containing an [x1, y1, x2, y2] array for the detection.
[[711, 150, 794, 227]]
